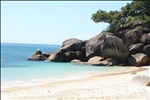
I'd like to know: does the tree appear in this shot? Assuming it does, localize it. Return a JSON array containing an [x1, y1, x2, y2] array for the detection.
[[91, 0, 150, 33]]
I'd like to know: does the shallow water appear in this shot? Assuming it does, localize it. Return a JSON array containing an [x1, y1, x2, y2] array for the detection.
[[1, 43, 124, 88]]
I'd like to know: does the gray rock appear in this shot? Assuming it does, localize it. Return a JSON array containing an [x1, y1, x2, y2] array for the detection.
[[128, 43, 144, 54], [143, 44, 150, 56], [88, 56, 118, 66], [141, 33, 150, 45], [115, 29, 140, 46], [62, 38, 83, 52], [46, 49, 65, 62], [92, 58, 118, 66], [65, 51, 77, 62], [114, 22, 150, 47], [101, 35, 129, 61], [43, 52, 52, 58], [85, 32, 113, 58], [76, 50, 87, 61], [28, 49, 47, 61], [28, 54, 47, 61]]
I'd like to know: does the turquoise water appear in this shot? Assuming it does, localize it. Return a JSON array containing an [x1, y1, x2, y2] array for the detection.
[[1, 43, 123, 87]]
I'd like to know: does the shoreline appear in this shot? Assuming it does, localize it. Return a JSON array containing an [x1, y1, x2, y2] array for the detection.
[[2, 66, 149, 99], [1, 66, 132, 89]]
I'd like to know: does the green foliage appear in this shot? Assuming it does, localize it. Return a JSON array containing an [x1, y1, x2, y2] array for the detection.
[[91, 0, 150, 33]]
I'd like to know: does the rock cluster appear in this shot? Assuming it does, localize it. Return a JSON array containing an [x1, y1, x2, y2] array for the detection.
[[28, 22, 150, 67]]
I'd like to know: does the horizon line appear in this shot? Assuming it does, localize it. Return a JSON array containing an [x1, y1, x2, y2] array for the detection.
[[1, 42, 61, 46]]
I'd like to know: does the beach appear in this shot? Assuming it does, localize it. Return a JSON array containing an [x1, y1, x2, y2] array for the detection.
[[2, 1, 150, 99], [1, 66, 150, 100]]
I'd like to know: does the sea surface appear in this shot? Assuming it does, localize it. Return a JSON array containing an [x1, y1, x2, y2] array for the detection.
[[1, 43, 124, 88]]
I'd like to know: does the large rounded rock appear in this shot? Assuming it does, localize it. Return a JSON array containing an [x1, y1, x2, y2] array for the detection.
[[89, 57, 118, 66], [88, 56, 118, 66], [62, 38, 83, 52], [28, 49, 47, 61], [143, 44, 150, 56], [140, 33, 150, 44], [128, 43, 144, 54], [85, 32, 113, 58], [101, 35, 129, 61], [46, 49, 65, 62], [128, 53, 148, 66]]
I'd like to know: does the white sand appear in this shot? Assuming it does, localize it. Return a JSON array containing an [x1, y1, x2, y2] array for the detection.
[[1, 67, 150, 100]]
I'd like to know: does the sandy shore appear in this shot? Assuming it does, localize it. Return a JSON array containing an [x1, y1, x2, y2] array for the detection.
[[1, 66, 150, 100]]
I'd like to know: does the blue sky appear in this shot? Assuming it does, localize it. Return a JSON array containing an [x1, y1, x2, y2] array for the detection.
[[1, 1, 131, 45]]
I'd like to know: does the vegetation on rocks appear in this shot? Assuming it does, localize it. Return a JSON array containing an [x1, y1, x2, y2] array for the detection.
[[91, 0, 150, 33]]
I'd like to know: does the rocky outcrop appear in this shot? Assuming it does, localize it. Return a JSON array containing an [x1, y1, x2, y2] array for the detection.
[[85, 32, 113, 58], [28, 21, 150, 66], [101, 35, 129, 61], [43, 38, 87, 62], [45, 38, 86, 62], [28, 49, 48, 61], [128, 53, 148, 66], [115, 21, 150, 47]]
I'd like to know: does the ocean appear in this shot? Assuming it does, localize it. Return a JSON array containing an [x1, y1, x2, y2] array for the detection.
[[1, 43, 124, 88]]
